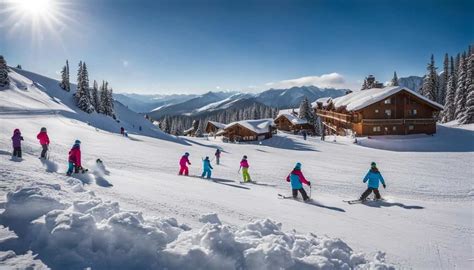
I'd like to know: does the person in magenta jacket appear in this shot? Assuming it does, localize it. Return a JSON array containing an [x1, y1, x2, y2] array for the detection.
[[11, 129, 24, 158], [67, 140, 82, 176], [239, 155, 251, 182], [36, 127, 50, 158], [286, 162, 311, 201], [179, 152, 191, 176]]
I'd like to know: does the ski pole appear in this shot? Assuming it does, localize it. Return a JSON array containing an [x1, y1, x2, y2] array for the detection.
[[309, 183, 312, 199]]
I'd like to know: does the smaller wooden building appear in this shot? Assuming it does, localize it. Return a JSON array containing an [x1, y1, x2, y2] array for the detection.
[[274, 113, 314, 133], [205, 121, 226, 135], [314, 86, 443, 136], [220, 119, 275, 142]]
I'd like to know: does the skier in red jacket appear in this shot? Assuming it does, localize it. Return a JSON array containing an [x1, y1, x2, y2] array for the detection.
[[36, 127, 50, 158], [66, 140, 82, 176], [179, 152, 191, 176]]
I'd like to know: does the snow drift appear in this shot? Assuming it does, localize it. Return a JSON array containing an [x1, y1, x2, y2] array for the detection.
[[0, 180, 394, 270]]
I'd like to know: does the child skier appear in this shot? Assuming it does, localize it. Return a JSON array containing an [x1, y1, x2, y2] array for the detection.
[[179, 152, 191, 176], [66, 140, 82, 176], [359, 162, 386, 201], [239, 155, 251, 182], [286, 162, 311, 201], [215, 149, 221, 165], [36, 127, 50, 159], [201, 156, 213, 179], [11, 129, 24, 158]]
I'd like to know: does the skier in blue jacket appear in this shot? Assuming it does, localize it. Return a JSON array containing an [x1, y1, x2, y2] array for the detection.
[[359, 162, 386, 200], [201, 156, 213, 179]]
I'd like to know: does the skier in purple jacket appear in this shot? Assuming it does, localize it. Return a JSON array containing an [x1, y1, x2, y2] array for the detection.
[[11, 129, 24, 158]]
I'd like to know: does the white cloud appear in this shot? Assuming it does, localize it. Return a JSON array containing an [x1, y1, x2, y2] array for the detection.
[[122, 60, 129, 68], [265, 73, 348, 89]]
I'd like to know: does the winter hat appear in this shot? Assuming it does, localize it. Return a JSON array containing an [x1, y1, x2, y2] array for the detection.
[[41, 127, 47, 132], [205, 156, 209, 160], [295, 162, 302, 170], [14, 128, 20, 134], [243, 155, 247, 159], [371, 162, 377, 167], [74, 139, 81, 145], [185, 152, 189, 156]]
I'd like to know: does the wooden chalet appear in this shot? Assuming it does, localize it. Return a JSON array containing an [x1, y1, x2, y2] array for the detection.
[[205, 121, 226, 135], [314, 86, 443, 136], [274, 112, 314, 134], [220, 119, 276, 142]]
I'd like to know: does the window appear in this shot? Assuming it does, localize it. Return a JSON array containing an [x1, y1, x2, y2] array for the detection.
[[408, 125, 414, 131], [385, 109, 392, 117], [412, 109, 417, 115], [392, 126, 397, 131], [384, 98, 391, 104], [375, 109, 379, 113], [373, 126, 381, 132]]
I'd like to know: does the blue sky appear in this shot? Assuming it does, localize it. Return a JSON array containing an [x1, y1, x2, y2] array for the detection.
[[1, 0, 472, 94]]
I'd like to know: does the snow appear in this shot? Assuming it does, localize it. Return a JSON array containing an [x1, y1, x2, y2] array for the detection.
[[1, 68, 473, 269], [225, 119, 275, 134], [326, 86, 444, 111], [276, 113, 308, 125]]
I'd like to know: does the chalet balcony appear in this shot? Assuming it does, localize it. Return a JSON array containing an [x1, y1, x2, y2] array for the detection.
[[362, 118, 435, 125], [316, 110, 354, 123]]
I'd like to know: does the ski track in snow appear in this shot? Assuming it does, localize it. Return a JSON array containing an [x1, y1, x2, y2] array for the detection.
[[1, 68, 473, 269]]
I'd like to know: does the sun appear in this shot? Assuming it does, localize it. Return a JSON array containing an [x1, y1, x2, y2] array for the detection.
[[8, 0, 56, 17]]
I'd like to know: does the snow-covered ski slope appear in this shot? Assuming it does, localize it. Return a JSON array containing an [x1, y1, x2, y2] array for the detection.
[[0, 69, 473, 269]]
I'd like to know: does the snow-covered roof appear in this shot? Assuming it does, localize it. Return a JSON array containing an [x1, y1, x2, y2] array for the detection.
[[224, 119, 274, 134], [278, 108, 299, 115], [276, 113, 308, 125], [207, 121, 226, 129], [313, 97, 332, 107], [324, 86, 443, 111]]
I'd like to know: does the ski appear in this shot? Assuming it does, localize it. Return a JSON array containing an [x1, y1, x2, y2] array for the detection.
[[240, 181, 275, 186], [344, 198, 385, 204], [278, 193, 293, 199]]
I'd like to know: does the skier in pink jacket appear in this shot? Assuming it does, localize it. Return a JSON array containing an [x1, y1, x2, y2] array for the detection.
[[239, 155, 251, 182], [36, 127, 50, 158], [179, 152, 191, 176]]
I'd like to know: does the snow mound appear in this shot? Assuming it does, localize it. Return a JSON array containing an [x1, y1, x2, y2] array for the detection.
[[40, 159, 59, 173], [0, 182, 395, 269]]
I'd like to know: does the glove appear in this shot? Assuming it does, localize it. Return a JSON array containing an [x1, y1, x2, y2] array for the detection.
[[383, 184, 386, 189], [308, 181, 311, 186]]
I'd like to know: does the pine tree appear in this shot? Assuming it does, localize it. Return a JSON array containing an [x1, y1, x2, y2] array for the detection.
[[59, 60, 70, 91], [454, 54, 468, 120], [91, 80, 100, 111], [0, 55, 10, 87], [390, 71, 399, 86], [16, 64, 22, 69], [439, 53, 449, 104], [421, 54, 438, 102], [361, 79, 368, 90], [298, 97, 317, 134], [459, 51, 474, 124], [75, 61, 94, 113], [442, 57, 457, 123], [195, 119, 204, 137]]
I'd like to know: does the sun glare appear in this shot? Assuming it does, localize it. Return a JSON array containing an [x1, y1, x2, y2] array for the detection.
[[12, 0, 54, 16]]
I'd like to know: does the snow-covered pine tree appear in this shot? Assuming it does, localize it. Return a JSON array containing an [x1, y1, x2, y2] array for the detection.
[[421, 54, 439, 102], [390, 71, 399, 86], [75, 62, 94, 113], [439, 53, 449, 104], [91, 80, 100, 112], [0, 55, 10, 87], [107, 87, 115, 116], [454, 54, 467, 120], [459, 51, 474, 124], [16, 64, 22, 69], [298, 97, 317, 133], [195, 119, 204, 137], [360, 79, 368, 90], [442, 57, 457, 123], [59, 60, 71, 91]]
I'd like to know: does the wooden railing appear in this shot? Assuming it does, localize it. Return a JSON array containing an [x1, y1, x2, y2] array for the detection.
[[362, 118, 435, 125], [316, 110, 353, 123]]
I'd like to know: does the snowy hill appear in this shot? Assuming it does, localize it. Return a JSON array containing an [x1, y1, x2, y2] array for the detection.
[[113, 93, 197, 113], [255, 86, 347, 109], [3, 68, 177, 142], [1, 68, 473, 269]]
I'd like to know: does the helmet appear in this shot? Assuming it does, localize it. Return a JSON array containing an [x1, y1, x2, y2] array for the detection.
[[74, 139, 81, 145], [185, 152, 189, 156], [295, 162, 302, 169], [14, 128, 20, 133], [243, 155, 247, 159], [41, 127, 47, 132], [205, 156, 209, 160], [371, 162, 376, 167]]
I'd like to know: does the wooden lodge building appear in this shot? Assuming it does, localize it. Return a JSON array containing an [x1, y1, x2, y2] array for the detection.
[[274, 111, 315, 134], [314, 86, 443, 136], [219, 119, 275, 142], [205, 121, 226, 135]]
